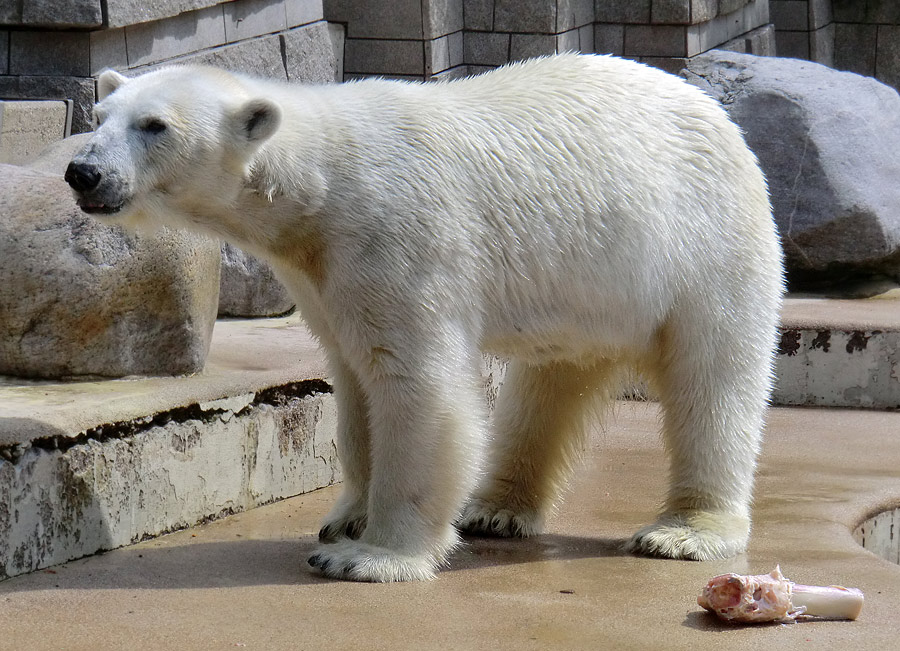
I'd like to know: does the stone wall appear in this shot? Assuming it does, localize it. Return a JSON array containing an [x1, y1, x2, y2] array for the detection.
[[770, 1, 900, 92], [324, 0, 775, 80], [0, 0, 339, 134]]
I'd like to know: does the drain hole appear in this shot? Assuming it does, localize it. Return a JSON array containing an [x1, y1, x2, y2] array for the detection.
[[853, 507, 899, 565]]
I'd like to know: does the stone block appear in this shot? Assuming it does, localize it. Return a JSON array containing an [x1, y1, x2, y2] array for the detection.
[[219, 244, 294, 317], [595, 23, 625, 55], [427, 0, 464, 38], [326, 0, 423, 40], [510, 34, 556, 62], [810, 22, 834, 66], [867, 0, 900, 25], [809, 0, 832, 30], [876, 25, 900, 91], [831, 0, 863, 23], [224, 0, 287, 43], [0, 101, 69, 165], [449, 30, 464, 67], [328, 22, 346, 80], [125, 4, 227, 68], [431, 65, 468, 80], [557, 0, 593, 32], [652, 0, 690, 24], [106, 0, 224, 28], [718, 0, 749, 15], [90, 28, 129, 75], [557, 28, 580, 53], [0, 0, 102, 27], [159, 33, 288, 80], [834, 23, 877, 77], [775, 30, 809, 59], [428, 35, 451, 75], [0, 163, 221, 379], [494, 0, 556, 33], [595, 0, 651, 23], [688, 11, 729, 51], [0, 75, 94, 134], [579, 24, 595, 51], [464, 31, 510, 66], [0, 32, 7, 74], [771, 0, 808, 31], [283, 22, 339, 82], [624, 25, 688, 57], [464, 0, 493, 31], [344, 38, 424, 75], [693, 0, 719, 22], [9, 31, 91, 76], [287, 0, 325, 26]]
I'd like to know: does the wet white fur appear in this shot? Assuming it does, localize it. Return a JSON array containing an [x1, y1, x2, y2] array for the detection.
[[79, 54, 783, 582]]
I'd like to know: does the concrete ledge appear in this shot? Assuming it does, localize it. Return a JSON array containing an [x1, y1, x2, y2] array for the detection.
[[775, 294, 900, 408], [0, 316, 339, 579]]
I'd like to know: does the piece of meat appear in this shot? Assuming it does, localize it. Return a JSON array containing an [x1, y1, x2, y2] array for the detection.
[[698, 566, 864, 623]]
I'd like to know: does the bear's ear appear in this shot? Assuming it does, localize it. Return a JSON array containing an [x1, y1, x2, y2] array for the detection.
[[97, 69, 129, 100], [231, 98, 282, 145]]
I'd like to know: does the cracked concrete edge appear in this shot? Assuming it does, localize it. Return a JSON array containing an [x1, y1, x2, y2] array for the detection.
[[0, 386, 340, 580], [774, 328, 900, 408]]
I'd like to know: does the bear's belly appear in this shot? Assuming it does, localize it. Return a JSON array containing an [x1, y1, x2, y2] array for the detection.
[[481, 326, 644, 365]]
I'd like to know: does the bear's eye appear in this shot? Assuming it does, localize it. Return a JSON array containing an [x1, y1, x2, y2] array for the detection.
[[140, 119, 167, 135]]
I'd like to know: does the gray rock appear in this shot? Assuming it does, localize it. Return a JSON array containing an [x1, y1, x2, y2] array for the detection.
[[0, 164, 220, 379], [683, 50, 900, 290], [26, 132, 92, 175], [219, 243, 295, 318]]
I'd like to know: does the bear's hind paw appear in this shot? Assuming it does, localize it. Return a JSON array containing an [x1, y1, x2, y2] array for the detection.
[[457, 500, 543, 538], [626, 511, 750, 561], [318, 513, 367, 543]]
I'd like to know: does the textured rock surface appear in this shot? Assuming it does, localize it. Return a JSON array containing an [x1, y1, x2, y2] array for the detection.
[[0, 164, 220, 378], [683, 50, 900, 290], [219, 243, 295, 317]]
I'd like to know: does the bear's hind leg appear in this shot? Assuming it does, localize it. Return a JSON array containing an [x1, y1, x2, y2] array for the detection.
[[626, 313, 774, 561], [458, 359, 619, 538]]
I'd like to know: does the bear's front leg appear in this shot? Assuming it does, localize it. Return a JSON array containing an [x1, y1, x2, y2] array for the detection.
[[309, 357, 486, 582], [317, 356, 370, 542]]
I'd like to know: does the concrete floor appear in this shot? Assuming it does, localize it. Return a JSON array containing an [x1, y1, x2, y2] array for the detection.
[[0, 401, 897, 650]]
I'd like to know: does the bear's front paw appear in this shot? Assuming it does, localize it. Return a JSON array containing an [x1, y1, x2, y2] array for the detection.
[[625, 511, 750, 561], [307, 540, 437, 582], [456, 499, 543, 538]]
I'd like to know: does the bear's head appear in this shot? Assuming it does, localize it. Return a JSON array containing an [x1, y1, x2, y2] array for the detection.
[[66, 67, 282, 231]]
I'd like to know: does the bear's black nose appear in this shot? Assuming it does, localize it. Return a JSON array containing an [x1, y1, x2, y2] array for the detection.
[[65, 161, 102, 193]]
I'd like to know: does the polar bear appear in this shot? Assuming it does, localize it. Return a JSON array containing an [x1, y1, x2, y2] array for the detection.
[[66, 54, 783, 582]]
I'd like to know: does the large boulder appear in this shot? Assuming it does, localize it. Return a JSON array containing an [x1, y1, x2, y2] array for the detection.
[[219, 243, 295, 317], [683, 51, 900, 291], [0, 163, 220, 379]]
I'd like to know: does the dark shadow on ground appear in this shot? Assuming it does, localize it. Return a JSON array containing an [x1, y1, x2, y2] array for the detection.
[[0, 533, 632, 592]]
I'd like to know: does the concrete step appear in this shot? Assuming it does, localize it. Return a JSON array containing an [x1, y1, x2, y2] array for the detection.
[[0, 402, 897, 650], [0, 315, 341, 580], [776, 293, 900, 408]]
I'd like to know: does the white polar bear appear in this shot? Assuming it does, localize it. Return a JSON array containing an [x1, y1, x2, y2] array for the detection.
[[66, 54, 783, 582]]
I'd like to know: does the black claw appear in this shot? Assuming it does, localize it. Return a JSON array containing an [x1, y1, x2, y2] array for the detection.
[[308, 554, 321, 568]]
